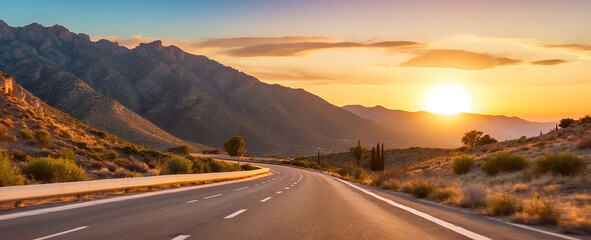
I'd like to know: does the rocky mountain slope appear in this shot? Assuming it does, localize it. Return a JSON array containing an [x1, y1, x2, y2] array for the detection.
[[343, 105, 555, 148], [0, 21, 409, 156], [0, 71, 163, 179]]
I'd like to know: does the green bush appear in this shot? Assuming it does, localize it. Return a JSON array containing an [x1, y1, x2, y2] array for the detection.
[[55, 147, 76, 161], [122, 145, 140, 154], [488, 193, 517, 215], [140, 148, 166, 158], [451, 155, 475, 174], [104, 150, 119, 161], [337, 161, 356, 177], [0, 149, 24, 186], [35, 130, 55, 148], [160, 156, 193, 174], [168, 145, 190, 155], [20, 129, 34, 139], [208, 159, 241, 172], [409, 180, 436, 198], [308, 162, 321, 170], [481, 152, 528, 176], [292, 159, 309, 168], [22, 157, 86, 183], [319, 161, 330, 169], [559, 118, 575, 128], [534, 152, 586, 176], [354, 167, 367, 181], [74, 140, 88, 149], [240, 163, 257, 171]]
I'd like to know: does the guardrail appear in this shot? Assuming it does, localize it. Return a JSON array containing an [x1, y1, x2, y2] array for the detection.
[[0, 168, 269, 202]]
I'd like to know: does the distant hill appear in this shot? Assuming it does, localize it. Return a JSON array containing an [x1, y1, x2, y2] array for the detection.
[[343, 105, 555, 148], [0, 21, 408, 156]]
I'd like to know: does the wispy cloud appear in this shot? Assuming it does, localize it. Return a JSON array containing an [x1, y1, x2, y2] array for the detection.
[[530, 59, 568, 65], [194, 36, 332, 48], [222, 41, 422, 57], [399, 49, 521, 70]]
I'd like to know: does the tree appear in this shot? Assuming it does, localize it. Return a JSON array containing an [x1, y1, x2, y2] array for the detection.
[[462, 130, 483, 147], [478, 134, 498, 145], [559, 118, 575, 128], [580, 115, 591, 124], [349, 140, 365, 167], [224, 136, 245, 165]]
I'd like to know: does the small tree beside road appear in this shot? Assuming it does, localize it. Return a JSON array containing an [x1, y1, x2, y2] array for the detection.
[[224, 136, 245, 165]]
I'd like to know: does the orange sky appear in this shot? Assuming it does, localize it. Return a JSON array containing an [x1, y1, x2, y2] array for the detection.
[[7, 0, 584, 123]]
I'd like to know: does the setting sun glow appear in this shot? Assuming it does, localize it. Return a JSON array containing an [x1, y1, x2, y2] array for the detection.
[[426, 85, 470, 115]]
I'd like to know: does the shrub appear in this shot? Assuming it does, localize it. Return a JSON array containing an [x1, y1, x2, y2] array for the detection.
[[534, 152, 586, 176], [517, 198, 559, 225], [104, 150, 119, 161], [292, 159, 309, 168], [580, 115, 591, 124], [576, 137, 591, 150], [488, 193, 517, 215], [354, 168, 367, 181], [122, 145, 140, 154], [160, 156, 193, 174], [55, 147, 76, 161], [140, 148, 165, 158], [74, 140, 88, 149], [461, 184, 487, 208], [408, 179, 436, 198], [35, 130, 55, 148], [168, 145, 190, 155], [559, 118, 575, 128], [481, 152, 528, 176], [451, 155, 475, 174], [20, 129, 34, 139], [337, 161, 356, 177], [478, 134, 498, 146], [308, 162, 321, 170], [208, 159, 241, 172], [0, 149, 24, 186], [125, 161, 149, 173], [22, 157, 86, 183], [90, 129, 108, 139], [240, 163, 257, 171], [319, 161, 330, 169]]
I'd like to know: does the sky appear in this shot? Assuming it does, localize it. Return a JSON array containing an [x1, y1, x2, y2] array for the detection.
[[1, 0, 590, 122]]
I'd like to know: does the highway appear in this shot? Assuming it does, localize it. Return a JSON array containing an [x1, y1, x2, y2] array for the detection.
[[0, 163, 586, 240]]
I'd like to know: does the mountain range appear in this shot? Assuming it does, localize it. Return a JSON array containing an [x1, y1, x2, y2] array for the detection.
[[343, 105, 555, 148], [0, 21, 404, 156]]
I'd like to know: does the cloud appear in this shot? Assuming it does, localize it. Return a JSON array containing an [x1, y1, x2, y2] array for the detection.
[[543, 44, 591, 51], [194, 36, 332, 48], [399, 49, 521, 70], [223, 41, 422, 57], [530, 59, 568, 65]]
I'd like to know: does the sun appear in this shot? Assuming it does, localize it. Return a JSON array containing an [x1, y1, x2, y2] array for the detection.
[[426, 85, 470, 115]]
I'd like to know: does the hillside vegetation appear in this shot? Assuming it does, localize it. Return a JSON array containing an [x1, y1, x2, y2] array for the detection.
[[295, 121, 591, 234], [0, 72, 239, 187]]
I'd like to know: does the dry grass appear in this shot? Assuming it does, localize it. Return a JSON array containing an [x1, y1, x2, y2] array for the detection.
[[460, 184, 488, 208]]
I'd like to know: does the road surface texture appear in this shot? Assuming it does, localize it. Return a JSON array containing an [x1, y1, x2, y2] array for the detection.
[[0, 163, 587, 240]]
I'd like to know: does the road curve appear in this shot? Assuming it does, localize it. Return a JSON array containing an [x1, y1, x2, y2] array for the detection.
[[0, 163, 586, 240]]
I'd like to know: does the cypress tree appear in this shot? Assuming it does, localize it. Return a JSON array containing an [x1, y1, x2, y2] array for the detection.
[[370, 147, 376, 171], [381, 143, 385, 170]]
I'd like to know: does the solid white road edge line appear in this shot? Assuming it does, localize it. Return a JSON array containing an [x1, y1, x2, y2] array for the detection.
[[333, 178, 491, 240], [488, 217, 581, 240], [260, 197, 272, 202], [225, 209, 247, 219], [233, 186, 249, 191], [0, 172, 270, 221], [185, 200, 198, 203], [33, 226, 89, 240], [171, 235, 191, 240], [203, 194, 222, 199]]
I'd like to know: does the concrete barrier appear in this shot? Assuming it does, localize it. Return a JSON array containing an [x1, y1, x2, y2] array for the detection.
[[0, 168, 269, 202]]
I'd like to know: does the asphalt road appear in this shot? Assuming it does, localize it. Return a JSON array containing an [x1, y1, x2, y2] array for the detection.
[[0, 163, 587, 240]]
